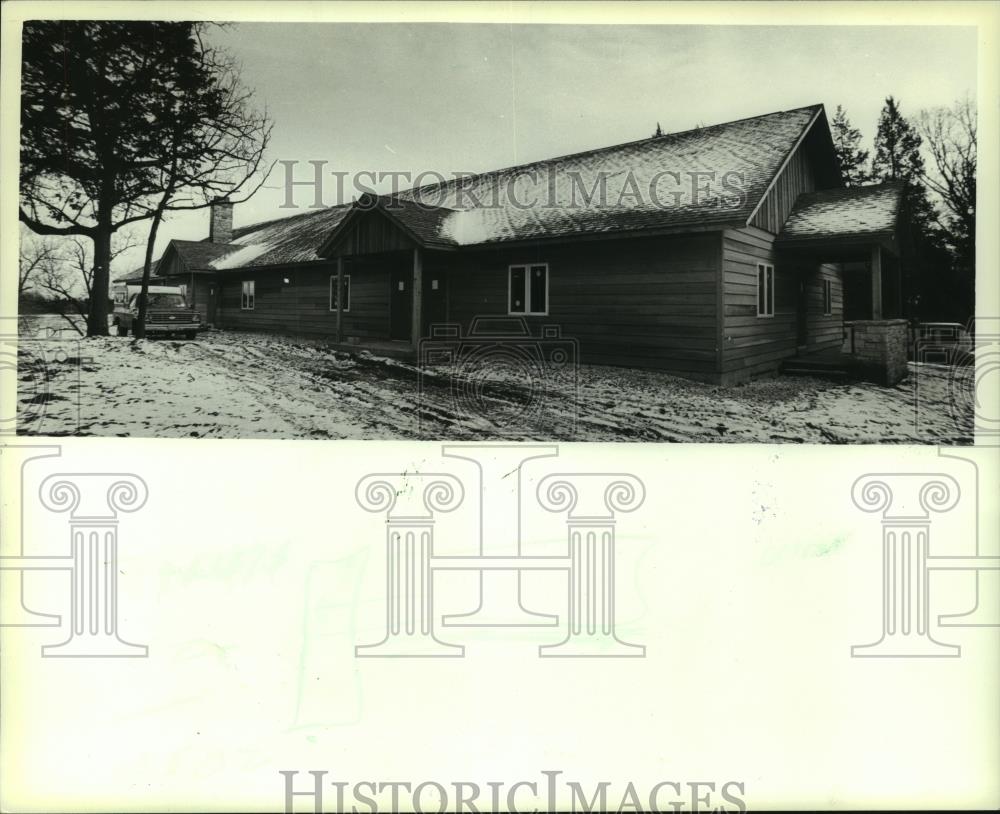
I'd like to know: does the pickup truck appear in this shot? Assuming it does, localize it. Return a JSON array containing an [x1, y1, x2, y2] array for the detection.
[[112, 284, 202, 339]]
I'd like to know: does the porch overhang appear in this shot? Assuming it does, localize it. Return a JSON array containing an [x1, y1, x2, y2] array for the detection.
[[316, 193, 460, 259], [774, 230, 900, 259]]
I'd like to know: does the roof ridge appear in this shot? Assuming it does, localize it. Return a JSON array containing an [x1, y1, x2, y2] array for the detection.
[[402, 103, 824, 199]]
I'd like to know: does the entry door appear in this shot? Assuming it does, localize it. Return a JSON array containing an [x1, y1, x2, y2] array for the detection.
[[796, 278, 808, 348], [422, 269, 447, 336], [390, 268, 412, 341], [206, 282, 218, 327]]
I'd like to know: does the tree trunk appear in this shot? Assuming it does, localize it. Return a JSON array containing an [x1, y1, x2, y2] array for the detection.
[[134, 209, 164, 340], [87, 224, 112, 336]]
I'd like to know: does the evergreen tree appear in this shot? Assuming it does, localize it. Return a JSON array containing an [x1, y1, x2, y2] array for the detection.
[[872, 96, 926, 182], [830, 105, 870, 186], [871, 96, 938, 234], [20, 22, 270, 336]]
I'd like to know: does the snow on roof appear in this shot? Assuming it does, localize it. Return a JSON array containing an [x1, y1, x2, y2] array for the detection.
[[401, 104, 825, 246], [145, 104, 831, 272], [210, 241, 274, 269], [778, 183, 903, 242]]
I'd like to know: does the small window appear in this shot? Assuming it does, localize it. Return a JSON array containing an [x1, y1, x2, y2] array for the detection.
[[823, 279, 833, 316], [241, 280, 255, 311], [114, 291, 126, 305], [329, 274, 351, 312], [508, 263, 548, 315], [756, 263, 774, 318]]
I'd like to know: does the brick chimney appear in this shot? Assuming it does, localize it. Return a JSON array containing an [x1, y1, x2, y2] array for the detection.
[[209, 198, 234, 243]]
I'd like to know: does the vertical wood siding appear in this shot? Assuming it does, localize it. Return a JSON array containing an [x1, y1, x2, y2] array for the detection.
[[749, 148, 817, 234], [326, 210, 415, 257]]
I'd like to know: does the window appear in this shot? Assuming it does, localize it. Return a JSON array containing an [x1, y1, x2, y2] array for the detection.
[[756, 263, 774, 318], [329, 274, 351, 312], [823, 279, 833, 316], [508, 263, 548, 315], [241, 280, 255, 310]]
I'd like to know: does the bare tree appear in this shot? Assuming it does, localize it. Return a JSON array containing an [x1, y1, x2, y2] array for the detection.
[[918, 97, 976, 264], [18, 232, 60, 298], [134, 34, 272, 338], [33, 234, 138, 336]]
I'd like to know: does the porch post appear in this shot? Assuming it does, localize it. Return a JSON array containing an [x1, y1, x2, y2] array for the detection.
[[870, 244, 883, 320], [335, 256, 344, 343], [411, 248, 423, 349]]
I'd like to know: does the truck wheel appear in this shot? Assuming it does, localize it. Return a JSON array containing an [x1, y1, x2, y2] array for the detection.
[[184, 332, 197, 340]]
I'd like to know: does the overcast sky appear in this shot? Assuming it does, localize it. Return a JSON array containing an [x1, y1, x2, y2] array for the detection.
[[116, 22, 977, 272]]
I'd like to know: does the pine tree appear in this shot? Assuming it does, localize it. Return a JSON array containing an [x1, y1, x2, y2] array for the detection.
[[871, 96, 949, 321], [872, 96, 926, 182], [830, 105, 870, 186], [653, 122, 663, 137]]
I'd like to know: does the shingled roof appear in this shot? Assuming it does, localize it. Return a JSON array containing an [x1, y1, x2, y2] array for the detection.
[[777, 182, 903, 244], [128, 103, 838, 275], [395, 104, 827, 246]]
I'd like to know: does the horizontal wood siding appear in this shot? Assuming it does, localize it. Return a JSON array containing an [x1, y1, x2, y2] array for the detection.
[[749, 147, 816, 234], [444, 234, 721, 378], [804, 263, 844, 351], [721, 226, 797, 380], [217, 263, 392, 340]]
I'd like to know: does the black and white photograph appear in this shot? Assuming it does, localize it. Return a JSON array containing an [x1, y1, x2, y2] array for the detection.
[[12, 15, 983, 441], [2, 4, 999, 814]]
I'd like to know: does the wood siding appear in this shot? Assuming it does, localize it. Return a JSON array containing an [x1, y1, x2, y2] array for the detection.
[[326, 210, 415, 258], [803, 263, 844, 351], [721, 226, 796, 381], [749, 147, 817, 234], [722, 227, 844, 382], [444, 234, 721, 379], [217, 263, 392, 340]]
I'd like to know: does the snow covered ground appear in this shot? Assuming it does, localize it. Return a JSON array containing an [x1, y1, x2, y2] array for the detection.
[[15, 317, 973, 442]]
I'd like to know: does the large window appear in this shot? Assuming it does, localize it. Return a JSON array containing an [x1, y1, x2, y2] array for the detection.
[[329, 274, 351, 312], [509, 263, 548, 315], [823, 278, 833, 316], [756, 263, 774, 318], [241, 280, 255, 311]]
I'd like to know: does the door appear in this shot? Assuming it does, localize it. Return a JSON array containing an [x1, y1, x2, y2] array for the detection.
[[796, 278, 809, 348], [206, 282, 218, 327], [389, 268, 412, 341], [422, 269, 447, 337]]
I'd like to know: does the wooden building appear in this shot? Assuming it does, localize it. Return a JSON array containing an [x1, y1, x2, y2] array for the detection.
[[121, 104, 909, 385]]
